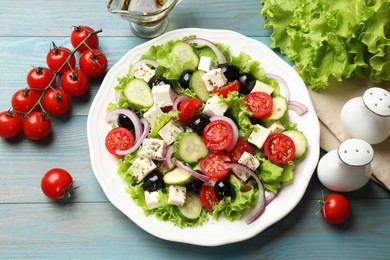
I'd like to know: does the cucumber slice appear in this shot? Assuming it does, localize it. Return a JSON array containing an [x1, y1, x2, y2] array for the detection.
[[123, 78, 154, 109], [177, 191, 203, 220], [264, 95, 288, 121], [163, 167, 194, 185], [283, 130, 307, 159], [173, 132, 208, 163], [190, 70, 210, 102], [172, 42, 199, 70]]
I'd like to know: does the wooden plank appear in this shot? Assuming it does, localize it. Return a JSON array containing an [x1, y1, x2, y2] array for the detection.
[[0, 199, 388, 258]]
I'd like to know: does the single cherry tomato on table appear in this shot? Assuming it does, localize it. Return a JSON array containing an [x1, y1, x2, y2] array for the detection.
[[178, 97, 203, 126], [319, 193, 350, 224], [200, 152, 231, 180], [11, 88, 40, 113], [199, 182, 219, 211], [105, 127, 135, 156], [203, 120, 233, 151], [211, 80, 240, 98], [46, 45, 76, 75], [244, 91, 273, 118], [41, 88, 71, 116], [26, 66, 56, 94], [70, 25, 99, 53], [61, 68, 89, 96], [23, 111, 52, 140], [79, 49, 108, 78], [227, 138, 254, 162], [0, 110, 23, 139], [264, 133, 296, 164], [41, 168, 74, 200]]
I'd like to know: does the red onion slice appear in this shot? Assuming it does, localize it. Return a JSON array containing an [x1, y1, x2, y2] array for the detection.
[[105, 108, 143, 142], [130, 59, 160, 76], [266, 73, 290, 101], [175, 160, 210, 183], [209, 115, 239, 151], [163, 145, 175, 170], [224, 162, 265, 224], [265, 191, 277, 205], [115, 118, 150, 156], [185, 38, 227, 64], [288, 101, 308, 116], [172, 94, 189, 110]]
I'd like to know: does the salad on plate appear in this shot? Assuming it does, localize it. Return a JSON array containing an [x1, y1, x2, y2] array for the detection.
[[104, 35, 308, 228]]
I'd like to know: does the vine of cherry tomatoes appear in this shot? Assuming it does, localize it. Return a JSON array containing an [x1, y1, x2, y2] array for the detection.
[[0, 25, 107, 141]]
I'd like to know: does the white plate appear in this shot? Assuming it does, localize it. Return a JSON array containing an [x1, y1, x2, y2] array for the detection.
[[87, 28, 320, 246]]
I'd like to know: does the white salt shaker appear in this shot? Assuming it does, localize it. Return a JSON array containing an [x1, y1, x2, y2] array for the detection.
[[317, 139, 374, 192], [340, 87, 390, 144]]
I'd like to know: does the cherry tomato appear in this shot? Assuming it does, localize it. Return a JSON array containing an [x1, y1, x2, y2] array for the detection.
[[41, 88, 71, 116], [244, 91, 273, 118], [61, 68, 89, 96], [264, 133, 296, 164], [70, 25, 99, 53], [23, 111, 52, 140], [41, 168, 74, 200], [203, 120, 233, 151], [11, 88, 40, 113], [46, 45, 76, 75], [200, 152, 231, 180], [0, 110, 23, 139], [320, 193, 350, 224], [227, 138, 254, 162], [211, 80, 240, 98], [199, 182, 219, 211], [105, 127, 135, 156], [79, 49, 108, 78], [26, 66, 56, 94], [178, 97, 203, 126]]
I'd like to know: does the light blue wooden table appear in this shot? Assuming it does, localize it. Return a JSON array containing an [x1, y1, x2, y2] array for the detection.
[[1, 1, 389, 259]]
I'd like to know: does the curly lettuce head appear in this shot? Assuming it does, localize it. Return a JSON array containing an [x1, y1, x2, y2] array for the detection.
[[261, 0, 390, 89]]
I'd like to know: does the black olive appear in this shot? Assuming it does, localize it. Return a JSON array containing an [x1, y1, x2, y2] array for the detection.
[[218, 64, 240, 82], [151, 76, 173, 88], [188, 114, 210, 136], [142, 171, 165, 192], [238, 73, 256, 94], [179, 70, 194, 89], [117, 114, 135, 133], [185, 177, 203, 193], [214, 179, 236, 201]]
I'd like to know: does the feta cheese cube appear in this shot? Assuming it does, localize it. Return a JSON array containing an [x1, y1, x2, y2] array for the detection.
[[198, 56, 216, 71], [128, 157, 157, 183], [133, 64, 156, 83], [152, 84, 174, 108], [203, 95, 228, 117], [168, 185, 186, 206], [144, 191, 160, 210], [248, 124, 271, 149], [268, 121, 285, 134], [158, 120, 184, 145], [139, 138, 166, 160], [143, 104, 164, 124], [251, 80, 274, 95], [232, 152, 261, 181], [201, 68, 228, 91]]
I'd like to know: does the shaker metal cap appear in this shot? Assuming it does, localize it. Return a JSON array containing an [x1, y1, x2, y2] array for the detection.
[[363, 87, 390, 117], [338, 138, 374, 166]]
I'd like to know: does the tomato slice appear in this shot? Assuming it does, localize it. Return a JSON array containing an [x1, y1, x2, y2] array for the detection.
[[178, 97, 203, 126], [244, 91, 273, 118], [200, 152, 231, 180], [227, 138, 254, 162], [199, 182, 219, 211], [264, 133, 296, 164], [105, 127, 135, 156], [211, 80, 240, 98], [203, 120, 233, 151]]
